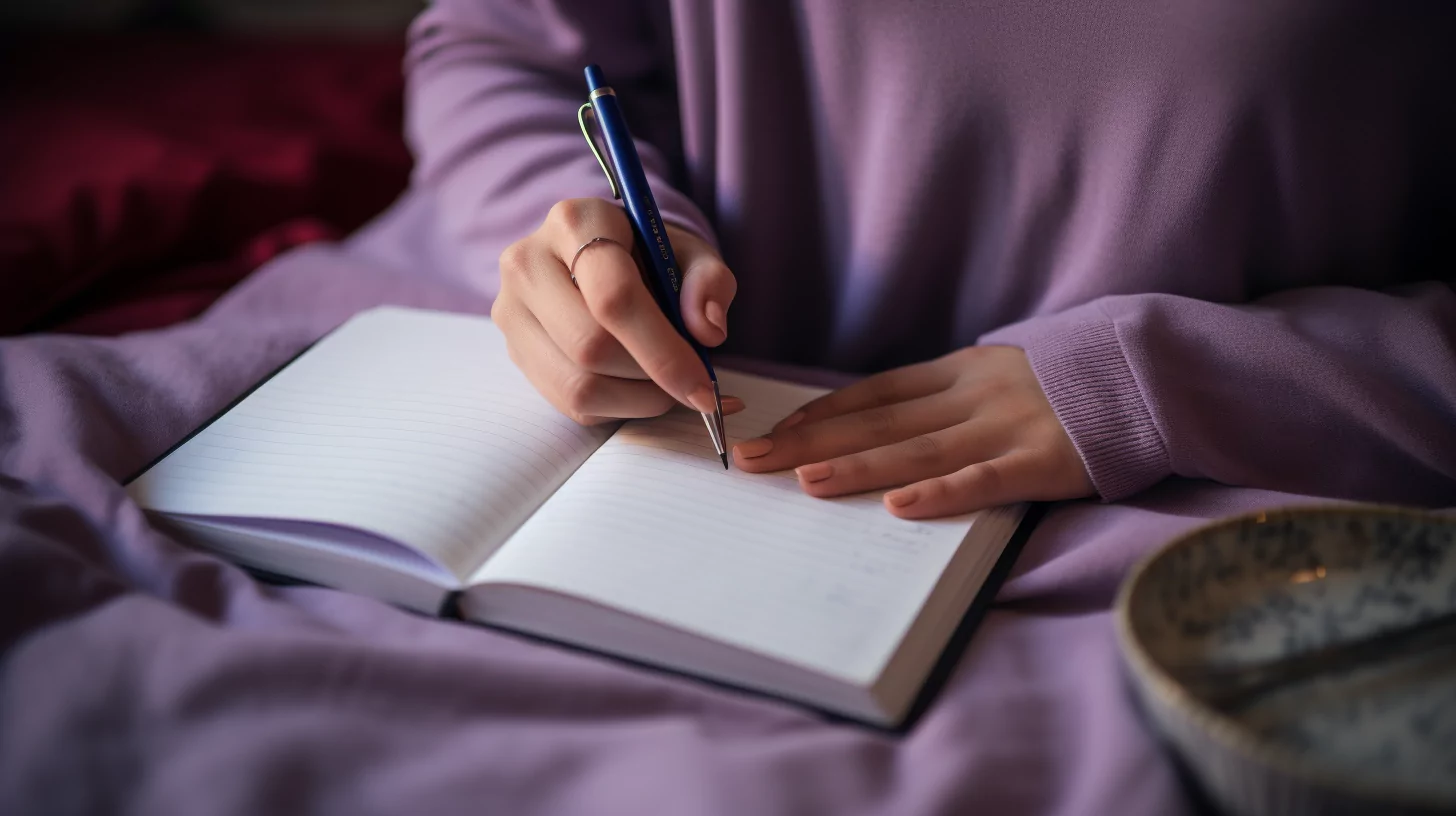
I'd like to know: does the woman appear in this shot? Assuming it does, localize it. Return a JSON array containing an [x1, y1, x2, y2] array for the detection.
[[406, 1, 1456, 517]]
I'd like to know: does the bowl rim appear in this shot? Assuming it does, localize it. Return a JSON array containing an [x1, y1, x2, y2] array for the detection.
[[1113, 502, 1456, 810]]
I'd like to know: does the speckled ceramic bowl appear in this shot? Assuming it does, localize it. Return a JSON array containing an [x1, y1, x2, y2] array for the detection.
[[1115, 505, 1456, 816]]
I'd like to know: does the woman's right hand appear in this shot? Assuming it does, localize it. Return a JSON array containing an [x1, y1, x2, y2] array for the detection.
[[491, 198, 741, 425]]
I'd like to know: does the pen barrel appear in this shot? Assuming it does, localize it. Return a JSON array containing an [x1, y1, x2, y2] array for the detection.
[[590, 92, 715, 375]]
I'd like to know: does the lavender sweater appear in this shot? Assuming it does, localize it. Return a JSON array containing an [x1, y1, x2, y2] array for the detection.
[[405, 0, 1456, 507]]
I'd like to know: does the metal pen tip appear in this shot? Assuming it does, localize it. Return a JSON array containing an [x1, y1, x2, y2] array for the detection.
[[700, 381, 728, 471]]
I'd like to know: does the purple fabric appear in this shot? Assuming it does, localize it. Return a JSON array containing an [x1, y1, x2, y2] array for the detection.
[[4, 1, 1456, 814]]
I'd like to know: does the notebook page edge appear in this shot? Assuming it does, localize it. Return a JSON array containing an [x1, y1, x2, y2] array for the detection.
[[868, 502, 1029, 723], [459, 581, 887, 724]]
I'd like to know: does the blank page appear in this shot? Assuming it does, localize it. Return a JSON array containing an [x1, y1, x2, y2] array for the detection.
[[473, 370, 987, 684], [127, 307, 611, 580]]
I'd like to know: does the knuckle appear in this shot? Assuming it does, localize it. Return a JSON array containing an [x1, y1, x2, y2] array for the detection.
[[498, 240, 533, 278], [956, 380, 997, 409], [969, 460, 1007, 495], [561, 371, 600, 416], [949, 346, 991, 370], [978, 375, 1014, 401], [549, 198, 598, 235], [566, 325, 616, 370], [943, 350, 981, 382], [1029, 419, 1066, 448], [859, 407, 896, 437], [591, 277, 639, 324], [493, 300, 529, 336], [489, 296, 511, 326], [906, 434, 943, 465]]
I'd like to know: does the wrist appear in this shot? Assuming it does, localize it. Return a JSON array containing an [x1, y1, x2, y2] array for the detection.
[[982, 317, 1170, 501]]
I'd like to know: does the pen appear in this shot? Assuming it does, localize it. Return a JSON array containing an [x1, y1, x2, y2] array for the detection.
[[577, 63, 728, 469]]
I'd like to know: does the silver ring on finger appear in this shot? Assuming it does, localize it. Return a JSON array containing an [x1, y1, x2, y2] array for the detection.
[[569, 236, 626, 287]]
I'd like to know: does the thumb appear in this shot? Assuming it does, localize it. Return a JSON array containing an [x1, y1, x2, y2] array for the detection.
[[671, 226, 737, 347]]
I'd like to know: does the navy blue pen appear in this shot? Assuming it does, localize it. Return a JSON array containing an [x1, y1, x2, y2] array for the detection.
[[577, 64, 728, 468]]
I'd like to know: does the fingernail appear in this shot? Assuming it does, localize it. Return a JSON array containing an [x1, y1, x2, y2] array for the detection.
[[721, 395, 747, 414], [776, 410, 806, 430], [704, 300, 728, 336], [735, 437, 774, 459], [796, 462, 833, 483], [686, 386, 718, 414], [886, 490, 917, 508]]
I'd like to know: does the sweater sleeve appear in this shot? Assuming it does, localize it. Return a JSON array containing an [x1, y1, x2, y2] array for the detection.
[[979, 281, 1456, 506], [404, 0, 715, 295]]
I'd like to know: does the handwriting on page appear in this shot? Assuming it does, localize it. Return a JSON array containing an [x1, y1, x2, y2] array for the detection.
[[478, 370, 975, 682], [127, 309, 609, 578]]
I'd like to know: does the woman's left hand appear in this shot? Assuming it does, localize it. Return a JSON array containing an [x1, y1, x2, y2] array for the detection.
[[732, 346, 1096, 518]]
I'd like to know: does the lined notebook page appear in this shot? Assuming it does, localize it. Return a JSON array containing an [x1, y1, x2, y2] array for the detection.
[[127, 308, 611, 580], [474, 370, 985, 683]]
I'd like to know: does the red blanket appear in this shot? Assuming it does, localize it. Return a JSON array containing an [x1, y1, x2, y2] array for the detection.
[[0, 33, 411, 335]]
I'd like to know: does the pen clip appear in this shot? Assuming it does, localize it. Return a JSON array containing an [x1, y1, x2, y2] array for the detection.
[[577, 103, 621, 200]]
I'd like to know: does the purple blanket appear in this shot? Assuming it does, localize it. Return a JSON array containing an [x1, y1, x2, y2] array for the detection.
[[1, 191, 1330, 815]]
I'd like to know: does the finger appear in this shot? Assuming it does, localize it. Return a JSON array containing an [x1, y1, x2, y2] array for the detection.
[[503, 202, 645, 380], [772, 359, 956, 431], [501, 304, 678, 422], [733, 392, 967, 473], [789, 421, 1006, 498], [544, 199, 716, 414], [567, 246, 719, 414], [670, 225, 737, 347], [543, 199, 716, 412], [509, 246, 646, 380], [884, 451, 1043, 519]]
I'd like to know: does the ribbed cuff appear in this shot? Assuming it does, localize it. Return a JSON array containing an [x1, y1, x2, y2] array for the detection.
[[1019, 320, 1171, 501]]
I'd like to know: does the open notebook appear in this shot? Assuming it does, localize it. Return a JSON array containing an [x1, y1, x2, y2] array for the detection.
[[126, 307, 1027, 727]]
